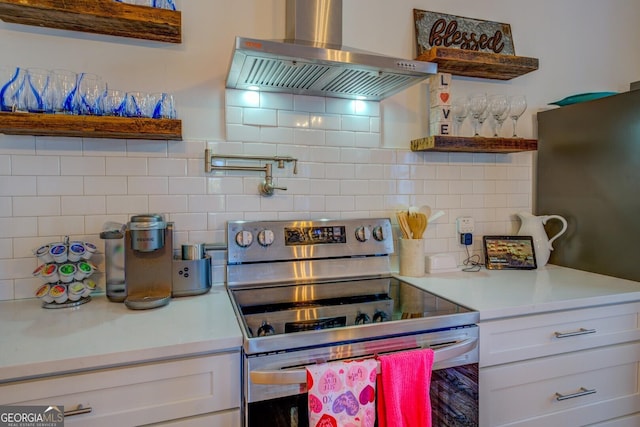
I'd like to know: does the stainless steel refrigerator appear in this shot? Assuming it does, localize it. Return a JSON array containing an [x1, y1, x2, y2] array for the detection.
[[536, 89, 640, 282]]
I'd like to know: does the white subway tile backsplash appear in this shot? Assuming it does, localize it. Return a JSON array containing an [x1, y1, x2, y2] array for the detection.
[[244, 108, 277, 126], [169, 177, 206, 195], [226, 89, 260, 108], [0, 197, 11, 216], [82, 138, 127, 156], [61, 196, 106, 215], [0, 90, 535, 301], [226, 124, 261, 142], [0, 217, 37, 238], [325, 195, 355, 211], [278, 110, 310, 128], [106, 195, 149, 214], [310, 114, 340, 130], [105, 157, 148, 176], [0, 176, 37, 196], [354, 100, 380, 117], [294, 128, 326, 146], [128, 177, 169, 194], [13, 196, 60, 217], [0, 155, 11, 174], [340, 179, 370, 195], [261, 92, 293, 110], [38, 215, 85, 236], [0, 280, 14, 301], [12, 155, 60, 176], [84, 176, 127, 195], [149, 158, 187, 176], [227, 195, 260, 212], [149, 195, 188, 213], [293, 95, 325, 113], [0, 238, 12, 258], [341, 115, 370, 132], [326, 98, 355, 115], [260, 126, 294, 144], [326, 130, 355, 147], [225, 106, 243, 124], [36, 137, 83, 155], [355, 132, 380, 148], [61, 156, 105, 176]]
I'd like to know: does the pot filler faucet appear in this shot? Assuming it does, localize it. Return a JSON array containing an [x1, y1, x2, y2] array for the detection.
[[204, 149, 298, 196]]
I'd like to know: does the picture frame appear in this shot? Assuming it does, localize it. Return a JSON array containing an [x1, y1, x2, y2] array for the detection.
[[483, 235, 537, 270]]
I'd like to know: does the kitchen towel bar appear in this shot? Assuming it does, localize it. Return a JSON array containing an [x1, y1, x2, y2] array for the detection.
[[250, 337, 477, 385]]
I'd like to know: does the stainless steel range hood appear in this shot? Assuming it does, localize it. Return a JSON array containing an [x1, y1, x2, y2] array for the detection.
[[225, 0, 437, 101]]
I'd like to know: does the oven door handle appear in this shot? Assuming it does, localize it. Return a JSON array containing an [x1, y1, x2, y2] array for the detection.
[[250, 336, 478, 385]]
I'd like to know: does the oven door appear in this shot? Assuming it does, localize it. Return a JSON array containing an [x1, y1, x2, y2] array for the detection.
[[244, 326, 479, 427]]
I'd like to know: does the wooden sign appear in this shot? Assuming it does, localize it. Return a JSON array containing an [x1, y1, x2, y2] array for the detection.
[[414, 9, 515, 56]]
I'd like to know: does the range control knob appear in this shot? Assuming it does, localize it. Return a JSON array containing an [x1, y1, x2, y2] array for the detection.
[[257, 229, 275, 247], [257, 321, 275, 336], [372, 226, 385, 241], [355, 312, 371, 325], [235, 230, 253, 247], [355, 226, 371, 242], [373, 310, 389, 322]]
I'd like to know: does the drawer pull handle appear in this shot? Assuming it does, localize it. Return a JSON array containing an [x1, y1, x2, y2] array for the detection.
[[554, 328, 596, 338], [555, 387, 596, 401], [64, 404, 92, 417]]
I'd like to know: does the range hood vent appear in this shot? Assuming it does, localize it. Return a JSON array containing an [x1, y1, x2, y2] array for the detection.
[[226, 0, 436, 101]]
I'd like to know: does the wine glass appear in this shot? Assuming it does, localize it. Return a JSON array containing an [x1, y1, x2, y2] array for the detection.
[[509, 95, 527, 137], [451, 97, 469, 136], [488, 95, 509, 137], [468, 93, 488, 137]]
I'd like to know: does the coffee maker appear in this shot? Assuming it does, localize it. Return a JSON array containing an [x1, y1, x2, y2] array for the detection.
[[124, 214, 173, 310]]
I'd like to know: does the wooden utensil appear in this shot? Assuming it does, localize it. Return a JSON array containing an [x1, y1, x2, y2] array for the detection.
[[396, 211, 412, 239]]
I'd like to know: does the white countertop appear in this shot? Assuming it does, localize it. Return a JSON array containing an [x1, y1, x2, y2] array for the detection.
[[3, 265, 640, 385], [396, 264, 640, 320], [0, 287, 242, 384]]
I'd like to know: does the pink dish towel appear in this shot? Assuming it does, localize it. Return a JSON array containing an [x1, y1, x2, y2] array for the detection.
[[306, 359, 377, 427], [377, 348, 435, 427]]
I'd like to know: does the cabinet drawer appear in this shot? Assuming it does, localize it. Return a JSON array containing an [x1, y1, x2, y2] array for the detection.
[[480, 302, 640, 367], [479, 342, 640, 427], [0, 352, 240, 427]]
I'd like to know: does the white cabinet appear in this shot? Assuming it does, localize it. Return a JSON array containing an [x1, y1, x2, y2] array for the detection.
[[0, 351, 240, 427], [480, 302, 640, 427]]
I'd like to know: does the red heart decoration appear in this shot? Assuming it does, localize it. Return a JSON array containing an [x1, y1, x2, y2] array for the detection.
[[440, 92, 450, 103], [316, 414, 338, 427]]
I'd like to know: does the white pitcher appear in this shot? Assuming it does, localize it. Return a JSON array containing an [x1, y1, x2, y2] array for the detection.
[[516, 212, 568, 267]]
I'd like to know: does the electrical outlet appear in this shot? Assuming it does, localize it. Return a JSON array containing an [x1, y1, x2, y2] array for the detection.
[[456, 216, 474, 234]]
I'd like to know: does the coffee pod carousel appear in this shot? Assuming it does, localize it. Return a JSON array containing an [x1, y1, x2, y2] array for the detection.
[[33, 236, 98, 309]]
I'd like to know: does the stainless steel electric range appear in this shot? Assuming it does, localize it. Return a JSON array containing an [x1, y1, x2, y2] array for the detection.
[[226, 218, 480, 427]]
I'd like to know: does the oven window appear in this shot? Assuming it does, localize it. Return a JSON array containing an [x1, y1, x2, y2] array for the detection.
[[248, 394, 309, 427], [247, 364, 479, 427]]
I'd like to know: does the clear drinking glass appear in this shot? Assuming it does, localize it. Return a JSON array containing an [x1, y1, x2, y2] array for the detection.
[[451, 97, 469, 136], [77, 73, 106, 115], [0, 66, 25, 112], [21, 68, 54, 113], [125, 91, 153, 118], [50, 69, 77, 114], [103, 89, 127, 116], [151, 92, 176, 119], [468, 93, 488, 137], [509, 95, 527, 138], [488, 94, 509, 137]]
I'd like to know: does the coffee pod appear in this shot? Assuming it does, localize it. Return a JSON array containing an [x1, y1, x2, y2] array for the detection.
[[49, 243, 68, 263], [68, 241, 86, 262], [58, 263, 76, 283]]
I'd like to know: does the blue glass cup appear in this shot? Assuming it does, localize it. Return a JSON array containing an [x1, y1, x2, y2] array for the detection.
[[20, 68, 54, 113], [0, 66, 25, 112], [76, 73, 106, 115]]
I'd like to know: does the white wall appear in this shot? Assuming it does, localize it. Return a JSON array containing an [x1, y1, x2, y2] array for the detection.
[[1, 0, 639, 300]]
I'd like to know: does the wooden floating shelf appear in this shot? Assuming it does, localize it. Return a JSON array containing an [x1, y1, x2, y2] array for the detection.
[[416, 47, 538, 80], [0, 112, 182, 140], [0, 0, 181, 43], [411, 135, 537, 153]]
